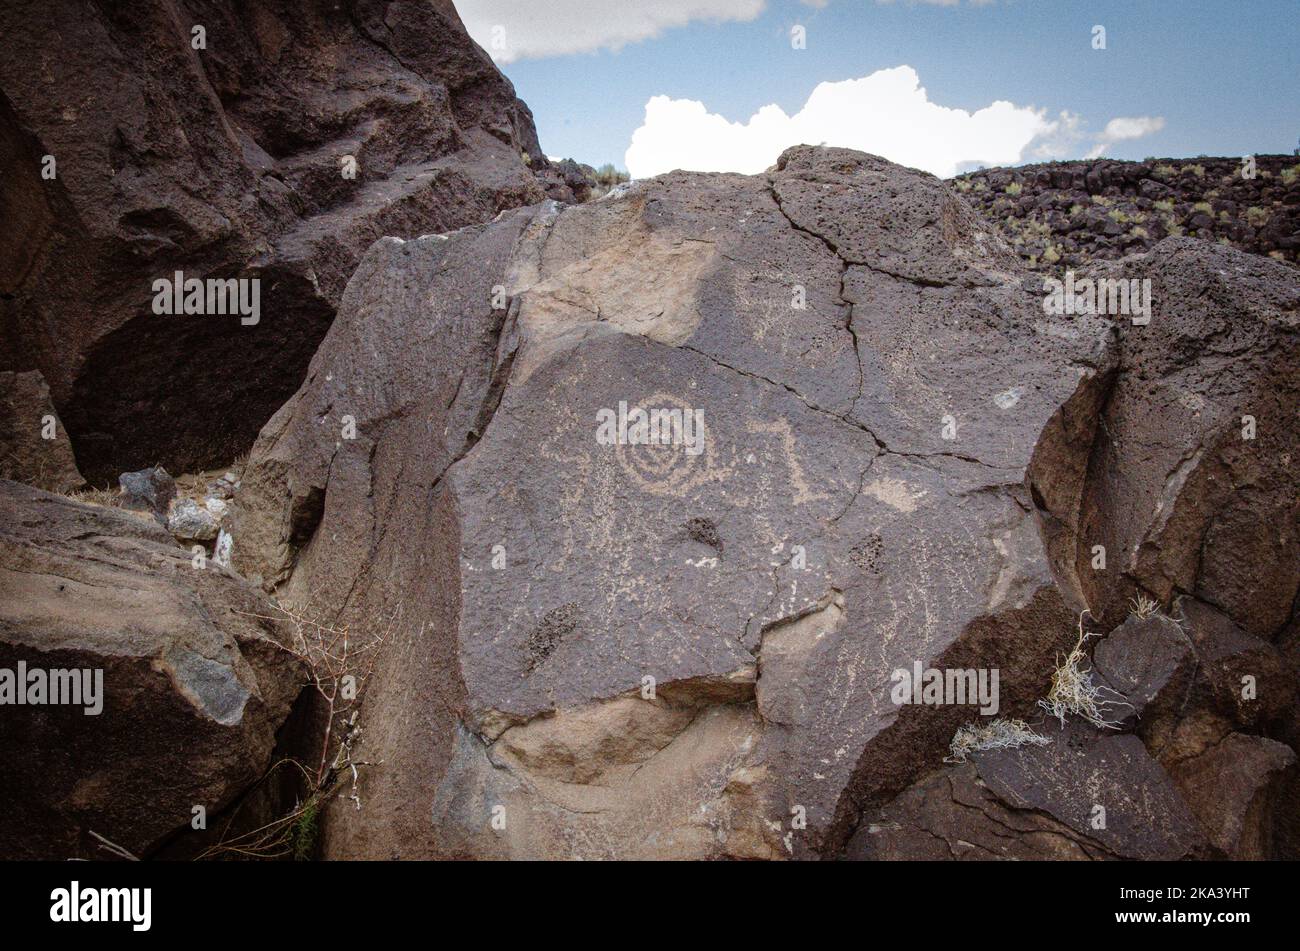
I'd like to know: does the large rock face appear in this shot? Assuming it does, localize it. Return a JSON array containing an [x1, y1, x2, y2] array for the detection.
[[1031, 239, 1300, 638], [230, 145, 1299, 860], [0, 0, 570, 483], [0, 480, 302, 859]]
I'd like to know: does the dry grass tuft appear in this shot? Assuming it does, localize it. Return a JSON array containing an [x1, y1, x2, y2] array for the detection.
[[1038, 612, 1132, 729], [66, 486, 120, 508], [1129, 593, 1161, 620], [946, 718, 1048, 763]]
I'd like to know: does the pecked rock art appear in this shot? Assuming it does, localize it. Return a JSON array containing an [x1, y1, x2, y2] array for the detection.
[[229, 146, 1298, 859]]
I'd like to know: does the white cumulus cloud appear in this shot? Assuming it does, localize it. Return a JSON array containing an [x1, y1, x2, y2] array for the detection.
[[454, 0, 766, 63], [626, 66, 1059, 179], [1085, 116, 1167, 158]]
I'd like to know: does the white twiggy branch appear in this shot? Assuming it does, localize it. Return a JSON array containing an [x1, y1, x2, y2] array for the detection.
[[1038, 611, 1132, 729], [88, 829, 140, 861]]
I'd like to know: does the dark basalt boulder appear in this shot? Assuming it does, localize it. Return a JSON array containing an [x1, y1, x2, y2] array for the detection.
[[851, 721, 1208, 861], [118, 466, 176, 521], [232, 146, 1129, 858], [214, 152, 1294, 860], [1027, 238, 1300, 640], [0, 479, 303, 859], [0, 0, 573, 483]]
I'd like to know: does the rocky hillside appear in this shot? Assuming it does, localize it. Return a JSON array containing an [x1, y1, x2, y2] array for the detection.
[[0, 0, 576, 484], [956, 155, 1300, 270]]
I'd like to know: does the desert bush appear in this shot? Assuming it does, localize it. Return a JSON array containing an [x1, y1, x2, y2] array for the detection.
[[198, 600, 398, 859]]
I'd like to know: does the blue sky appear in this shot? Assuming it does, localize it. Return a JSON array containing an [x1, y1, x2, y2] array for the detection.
[[453, 0, 1300, 176]]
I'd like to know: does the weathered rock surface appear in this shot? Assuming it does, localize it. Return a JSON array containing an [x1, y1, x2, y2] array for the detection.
[[0, 370, 84, 493], [0, 479, 302, 859], [1027, 238, 1300, 638], [0, 0, 572, 483], [1093, 612, 1194, 728], [1168, 732, 1295, 860], [232, 146, 1115, 859], [168, 497, 222, 541], [226, 144, 1298, 860], [851, 721, 1207, 860]]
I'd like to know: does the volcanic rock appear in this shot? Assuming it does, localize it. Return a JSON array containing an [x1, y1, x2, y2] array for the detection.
[[118, 466, 176, 520], [852, 721, 1207, 860], [232, 146, 1125, 858], [0, 0, 572, 483], [1167, 732, 1295, 859], [225, 144, 1299, 860], [957, 156, 1300, 270], [1092, 612, 1194, 725], [0, 370, 84, 493], [168, 497, 221, 542], [1026, 239, 1300, 638], [0, 479, 302, 859]]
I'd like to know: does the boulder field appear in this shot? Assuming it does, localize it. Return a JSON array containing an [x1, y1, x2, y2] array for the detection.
[[955, 155, 1300, 271]]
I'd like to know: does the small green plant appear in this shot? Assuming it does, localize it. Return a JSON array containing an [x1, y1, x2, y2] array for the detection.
[[1153, 198, 1175, 213], [1281, 164, 1300, 185], [1041, 243, 1061, 265], [1192, 201, 1213, 215], [287, 798, 318, 861], [1107, 208, 1130, 223], [593, 163, 629, 187], [588, 162, 630, 198], [1153, 164, 1177, 179], [1004, 182, 1023, 196], [1183, 163, 1206, 178], [1246, 206, 1270, 227]]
